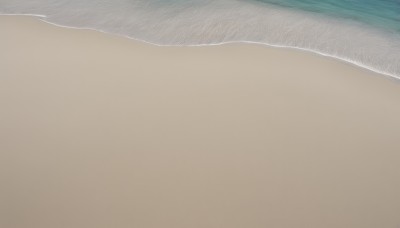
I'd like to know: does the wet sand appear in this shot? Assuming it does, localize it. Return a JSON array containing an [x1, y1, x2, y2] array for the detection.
[[1, 15, 400, 228]]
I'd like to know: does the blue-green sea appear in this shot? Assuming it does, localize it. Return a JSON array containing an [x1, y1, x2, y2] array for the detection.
[[259, 0, 400, 32], [1, 0, 400, 78]]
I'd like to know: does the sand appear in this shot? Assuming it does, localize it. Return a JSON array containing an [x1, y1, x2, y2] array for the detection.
[[1, 15, 400, 228]]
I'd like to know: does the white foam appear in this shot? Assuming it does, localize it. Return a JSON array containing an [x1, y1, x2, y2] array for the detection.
[[1, 0, 400, 79]]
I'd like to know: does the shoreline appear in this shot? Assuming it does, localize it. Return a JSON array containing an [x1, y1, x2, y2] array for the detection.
[[1, 13, 398, 80]]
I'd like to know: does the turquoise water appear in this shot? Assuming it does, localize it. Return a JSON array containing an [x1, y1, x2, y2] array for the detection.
[[258, 0, 400, 32], [1, 0, 400, 78]]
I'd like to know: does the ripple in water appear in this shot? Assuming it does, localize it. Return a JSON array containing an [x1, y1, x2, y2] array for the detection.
[[1, 0, 400, 78]]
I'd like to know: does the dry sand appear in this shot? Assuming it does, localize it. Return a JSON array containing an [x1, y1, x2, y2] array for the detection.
[[1, 15, 400, 228]]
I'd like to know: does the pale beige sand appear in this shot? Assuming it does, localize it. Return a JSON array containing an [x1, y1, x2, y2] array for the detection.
[[1, 15, 400, 228]]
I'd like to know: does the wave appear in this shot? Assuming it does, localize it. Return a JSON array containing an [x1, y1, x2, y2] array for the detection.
[[1, 0, 400, 79]]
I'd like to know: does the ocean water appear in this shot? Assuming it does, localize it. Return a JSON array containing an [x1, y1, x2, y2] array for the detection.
[[1, 0, 400, 78], [259, 0, 400, 32]]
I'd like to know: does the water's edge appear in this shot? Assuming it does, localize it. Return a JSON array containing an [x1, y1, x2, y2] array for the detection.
[[2, 13, 398, 81]]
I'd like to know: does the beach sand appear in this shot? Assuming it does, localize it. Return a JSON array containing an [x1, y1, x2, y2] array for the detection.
[[1, 15, 400, 228]]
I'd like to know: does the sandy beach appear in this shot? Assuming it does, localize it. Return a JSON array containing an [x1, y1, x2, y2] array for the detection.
[[1, 15, 400, 228]]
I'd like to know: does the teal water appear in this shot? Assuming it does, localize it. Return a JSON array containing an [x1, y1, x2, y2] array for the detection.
[[1, 0, 400, 78], [259, 0, 400, 32]]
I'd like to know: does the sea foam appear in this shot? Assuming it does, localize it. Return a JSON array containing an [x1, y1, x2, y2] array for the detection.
[[1, 0, 400, 78]]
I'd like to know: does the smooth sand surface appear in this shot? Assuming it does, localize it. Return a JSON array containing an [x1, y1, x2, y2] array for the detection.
[[1, 15, 400, 228]]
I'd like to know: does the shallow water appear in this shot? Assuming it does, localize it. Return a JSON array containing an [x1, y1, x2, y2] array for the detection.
[[258, 0, 400, 32], [1, 0, 400, 78]]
